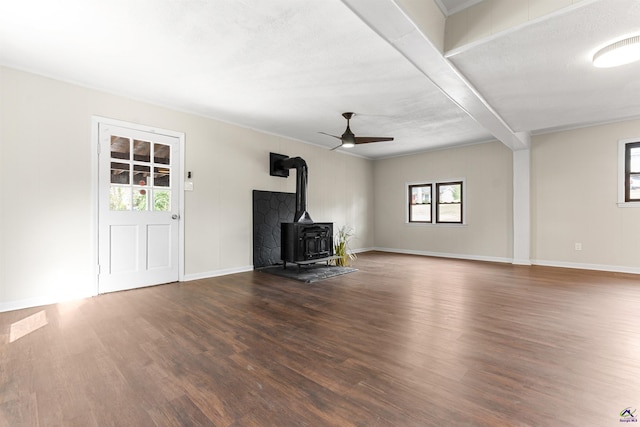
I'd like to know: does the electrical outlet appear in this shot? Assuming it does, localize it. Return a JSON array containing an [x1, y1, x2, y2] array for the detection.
[[575, 243, 582, 251]]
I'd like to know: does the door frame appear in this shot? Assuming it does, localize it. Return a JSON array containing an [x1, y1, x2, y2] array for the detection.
[[91, 116, 185, 295]]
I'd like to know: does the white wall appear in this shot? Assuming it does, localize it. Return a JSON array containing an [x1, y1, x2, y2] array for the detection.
[[0, 66, 374, 311], [531, 119, 640, 272], [373, 141, 513, 261]]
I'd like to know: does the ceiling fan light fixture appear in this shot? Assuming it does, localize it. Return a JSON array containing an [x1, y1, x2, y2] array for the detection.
[[593, 35, 640, 68], [341, 120, 356, 147]]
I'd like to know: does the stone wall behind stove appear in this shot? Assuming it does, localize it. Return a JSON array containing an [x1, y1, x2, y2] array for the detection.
[[252, 190, 296, 268]]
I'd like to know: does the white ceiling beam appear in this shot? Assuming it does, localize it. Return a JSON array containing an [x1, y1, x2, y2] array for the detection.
[[341, 0, 530, 151]]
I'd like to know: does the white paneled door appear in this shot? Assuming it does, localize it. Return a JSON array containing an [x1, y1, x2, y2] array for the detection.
[[98, 121, 182, 293]]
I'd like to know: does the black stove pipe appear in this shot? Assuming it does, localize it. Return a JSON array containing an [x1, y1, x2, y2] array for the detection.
[[277, 156, 313, 224]]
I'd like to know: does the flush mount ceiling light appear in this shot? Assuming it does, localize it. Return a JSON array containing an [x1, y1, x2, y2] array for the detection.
[[593, 35, 640, 68]]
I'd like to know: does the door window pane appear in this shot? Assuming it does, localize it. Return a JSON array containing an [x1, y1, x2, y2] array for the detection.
[[134, 165, 150, 186], [110, 136, 130, 160], [153, 190, 171, 211], [154, 167, 170, 187], [110, 186, 132, 211], [133, 139, 151, 162], [110, 162, 130, 184], [154, 143, 170, 165], [133, 189, 148, 211]]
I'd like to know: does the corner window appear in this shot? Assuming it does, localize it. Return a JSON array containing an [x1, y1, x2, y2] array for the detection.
[[618, 139, 640, 206], [408, 180, 464, 224]]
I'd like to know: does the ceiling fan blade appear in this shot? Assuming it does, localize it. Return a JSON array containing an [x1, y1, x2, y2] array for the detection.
[[322, 113, 395, 148], [354, 136, 394, 144], [319, 131, 342, 140], [329, 143, 343, 151]]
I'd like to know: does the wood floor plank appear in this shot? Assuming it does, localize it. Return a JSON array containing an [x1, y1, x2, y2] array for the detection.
[[1, 251, 639, 426]]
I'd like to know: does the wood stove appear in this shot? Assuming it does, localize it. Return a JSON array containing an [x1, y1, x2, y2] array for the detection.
[[270, 153, 334, 267], [281, 222, 333, 266]]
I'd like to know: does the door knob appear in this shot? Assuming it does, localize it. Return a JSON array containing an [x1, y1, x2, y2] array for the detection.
[[171, 214, 180, 220]]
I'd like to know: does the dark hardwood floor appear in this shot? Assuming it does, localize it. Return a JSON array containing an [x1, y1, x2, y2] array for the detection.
[[1, 251, 639, 426]]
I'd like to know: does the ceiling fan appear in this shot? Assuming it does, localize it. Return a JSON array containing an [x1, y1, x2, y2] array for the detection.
[[320, 112, 394, 150]]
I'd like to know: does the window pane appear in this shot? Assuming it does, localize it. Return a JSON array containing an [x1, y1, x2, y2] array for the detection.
[[133, 188, 148, 211], [154, 167, 170, 187], [154, 143, 170, 165], [630, 173, 640, 200], [439, 184, 461, 203], [153, 190, 171, 211], [110, 186, 131, 211], [411, 204, 431, 222], [631, 147, 640, 172], [133, 165, 150, 186], [133, 139, 151, 162], [110, 136, 130, 160], [438, 204, 461, 222], [411, 186, 431, 204], [110, 162, 130, 184]]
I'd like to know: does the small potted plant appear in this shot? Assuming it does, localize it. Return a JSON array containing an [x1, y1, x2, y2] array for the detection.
[[334, 225, 356, 267]]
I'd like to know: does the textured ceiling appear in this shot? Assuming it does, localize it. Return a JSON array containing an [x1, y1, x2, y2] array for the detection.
[[448, 0, 640, 134], [1, 0, 639, 159]]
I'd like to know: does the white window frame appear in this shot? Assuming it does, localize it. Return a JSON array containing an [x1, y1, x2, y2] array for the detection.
[[406, 178, 467, 226], [617, 138, 640, 208]]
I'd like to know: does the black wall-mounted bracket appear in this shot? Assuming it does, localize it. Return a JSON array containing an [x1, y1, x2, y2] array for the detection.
[[270, 152, 290, 178]]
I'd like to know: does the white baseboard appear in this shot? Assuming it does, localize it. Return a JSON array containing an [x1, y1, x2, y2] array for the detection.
[[369, 248, 640, 275], [531, 259, 640, 275], [0, 263, 254, 313], [351, 247, 375, 254], [182, 265, 254, 282], [0, 291, 97, 314], [373, 247, 512, 264]]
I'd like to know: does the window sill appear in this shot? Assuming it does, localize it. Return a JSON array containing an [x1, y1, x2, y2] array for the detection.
[[617, 202, 640, 208], [406, 222, 467, 227]]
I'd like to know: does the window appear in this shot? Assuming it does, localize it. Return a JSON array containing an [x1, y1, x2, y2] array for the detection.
[[408, 180, 464, 224], [109, 135, 172, 211], [618, 139, 640, 206], [625, 141, 640, 202], [409, 184, 432, 222], [436, 182, 463, 223]]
